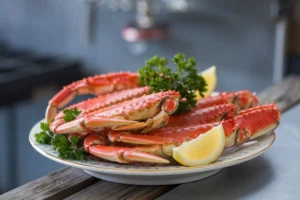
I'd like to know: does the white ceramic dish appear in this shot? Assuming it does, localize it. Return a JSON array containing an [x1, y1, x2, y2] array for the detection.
[[29, 120, 275, 185]]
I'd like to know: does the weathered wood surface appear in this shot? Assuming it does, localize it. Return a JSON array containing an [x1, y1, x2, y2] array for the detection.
[[64, 182, 176, 200], [1, 75, 300, 200], [0, 168, 98, 200], [258, 75, 300, 112]]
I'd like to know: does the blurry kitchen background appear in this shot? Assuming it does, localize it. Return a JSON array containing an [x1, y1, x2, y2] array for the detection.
[[0, 0, 299, 194]]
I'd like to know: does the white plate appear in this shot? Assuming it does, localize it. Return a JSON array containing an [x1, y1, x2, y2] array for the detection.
[[29, 120, 275, 185]]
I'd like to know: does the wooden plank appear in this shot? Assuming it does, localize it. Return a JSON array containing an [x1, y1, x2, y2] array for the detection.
[[2, 75, 300, 200], [0, 168, 98, 200], [125, 185, 177, 200], [257, 75, 300, 112], [64, 181, 176, 200]]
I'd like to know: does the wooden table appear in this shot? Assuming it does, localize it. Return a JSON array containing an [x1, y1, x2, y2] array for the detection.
[[2, 75, 300, 200]]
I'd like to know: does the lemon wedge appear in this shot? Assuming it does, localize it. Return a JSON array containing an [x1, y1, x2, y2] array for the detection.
[[173, 124, 225, 166], [196, 66, 217, 99]]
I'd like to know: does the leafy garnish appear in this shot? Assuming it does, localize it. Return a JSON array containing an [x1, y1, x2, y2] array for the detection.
[[52, 135, 86, 160], [138, 53, 207, 114], [35, 122, 86, 160], [35, 122, 53, 144], [35, 131, 52, 144], [40, 122, 50, 132], [63, 107, 82, 122]]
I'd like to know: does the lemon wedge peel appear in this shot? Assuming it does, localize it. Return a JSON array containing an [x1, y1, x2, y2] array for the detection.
[[196, 65, 217, 99], [173, 124, 225, 167]]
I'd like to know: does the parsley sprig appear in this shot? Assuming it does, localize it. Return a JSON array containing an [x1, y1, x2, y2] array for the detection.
[[52, 135, 86, 160], [63, 107, 82, 122], [35, 122, 53, 144], [35, 122, 86, 160], [138, 53, 207, 114]]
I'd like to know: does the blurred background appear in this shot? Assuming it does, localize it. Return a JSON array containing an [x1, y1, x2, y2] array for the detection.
[[0, 0, 299, 194]]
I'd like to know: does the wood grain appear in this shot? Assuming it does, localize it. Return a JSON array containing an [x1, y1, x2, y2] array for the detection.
[[64, 181, 176, 200], [0, 168, 98, 200], [257, 75, 300, 112], [1, 75, 300, 200]]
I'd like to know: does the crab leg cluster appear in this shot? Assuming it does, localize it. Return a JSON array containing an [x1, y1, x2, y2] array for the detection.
[[109, 103, 280, 149], [46, 74, 281, 164], [50, 87, 151, 133], [50, 90, 180, 134], [46, 72, 139, 123], [83, 103, 280, 163]]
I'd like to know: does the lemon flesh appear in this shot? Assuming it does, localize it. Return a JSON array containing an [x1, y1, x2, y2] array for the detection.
[[173, 124, 225, 166], [196, 66, 217, 99]]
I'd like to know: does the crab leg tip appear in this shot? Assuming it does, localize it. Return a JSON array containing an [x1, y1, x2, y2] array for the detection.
[[88, 146, 169, 164], [124, 151, 170, 164], [46, 105, 57, 123]]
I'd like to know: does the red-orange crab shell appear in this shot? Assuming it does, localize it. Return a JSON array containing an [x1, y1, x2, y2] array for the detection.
[[51, 90, 180, 134], [196, 90, 259, 110], [167, 103, 237, 127], [46, 72, 139, 123], [104, 103, 280, 162], [50, 87, 150, 135], [55, 87, 150, 120]]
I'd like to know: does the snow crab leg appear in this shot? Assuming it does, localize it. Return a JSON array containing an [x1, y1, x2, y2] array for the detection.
[[50, 87, 150, 130], [196, 90, 259, 110], [167, 103, 237, 127], [50, 91, 180, 134], [110, 103, 280, 148], [46, 72, 139, 123], [166, 90, 258, 127], [82, 104, 280, 164], [83, 134, 169, 163]]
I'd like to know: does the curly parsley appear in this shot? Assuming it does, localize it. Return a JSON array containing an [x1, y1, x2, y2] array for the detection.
[[138, 53, 207, 114], [52, 135, 86, 160], [63, 107, 82, 122], [35, 122, 53, 144], [35, 122, 86, 160]]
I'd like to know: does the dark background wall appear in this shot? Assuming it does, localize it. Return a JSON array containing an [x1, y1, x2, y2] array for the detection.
[[0, 0, 275, 90], [0, 0, 275, 193]]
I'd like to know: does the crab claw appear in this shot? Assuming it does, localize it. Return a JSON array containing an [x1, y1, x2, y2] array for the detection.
[[112, 95, 179, 133], [83, 134, 170, 164], [88, 146, 170, 164], [84, 133, 106, 152]]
